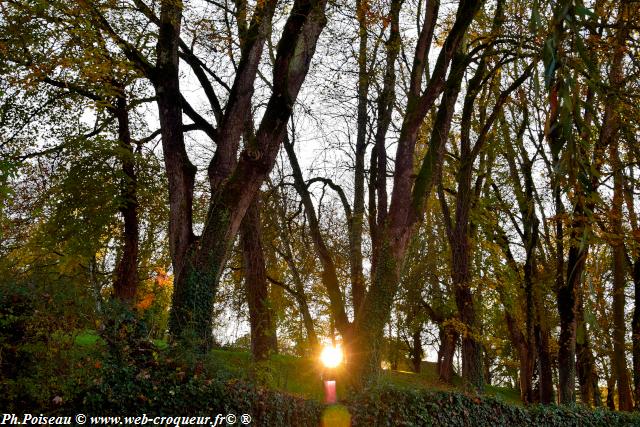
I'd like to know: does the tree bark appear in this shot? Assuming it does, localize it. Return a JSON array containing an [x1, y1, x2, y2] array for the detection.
[[605, 0, 633, 409], [113, 96, 139, 303], [410, 329, 423, 373], [545, 0, 573, 404], [535, 318, 555, 404], [607, 373, 616, 410], [367, 0, 402, 280], [576, 294, 598, 406], [623, 123, 640, 409], [610, 131, 633, 411], [442, 5, 531, 389], [207, 0, 279, 193], [241, 197, 277, 361], [154, 0, 196, 280], [438, 322, 459, 383], [633, 259, 640, 407], [350, 0, 369, 318]]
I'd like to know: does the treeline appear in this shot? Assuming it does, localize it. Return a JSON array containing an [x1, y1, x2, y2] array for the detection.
[[1, 0, 640, 411]]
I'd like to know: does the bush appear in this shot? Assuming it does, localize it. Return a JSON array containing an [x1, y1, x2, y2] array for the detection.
[[0, 277, 99, 411], [69, 360, 323, 425]]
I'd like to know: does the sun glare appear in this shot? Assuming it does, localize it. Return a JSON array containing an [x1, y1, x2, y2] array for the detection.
[[320, 345, 343, 368]]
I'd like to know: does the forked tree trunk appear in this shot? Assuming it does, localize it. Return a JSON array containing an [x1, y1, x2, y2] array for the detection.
[[168, 0, 329, 347], [341, 0, 480, 388], [441, 1, 530, 390]]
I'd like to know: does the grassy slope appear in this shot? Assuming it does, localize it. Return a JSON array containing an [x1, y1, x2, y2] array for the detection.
[[72, 332, 521, 405], [204, 349, 521, 405]]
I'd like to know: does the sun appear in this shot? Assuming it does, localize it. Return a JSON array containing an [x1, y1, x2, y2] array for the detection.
[[320, 345, 343, 369]]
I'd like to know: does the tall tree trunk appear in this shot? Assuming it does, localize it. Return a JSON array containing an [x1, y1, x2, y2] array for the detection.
[[545, 0, 574, 404], [610, 136, 633, 410], [241, 197, 277, 361], [623, 126, 640, 409], [605, 0, 633, 408], [521, 156, 539, 404], [558, 224, 589, 404], [350, 0, 369, 318], [411, 329, 423, 373], [576, 294, 598, 406], [633, 260, 640, 407], [155, 0, 200, 341], [438, 322, 458, 382], [607, 372, 616, 410], [367, 0, 401, 281], [113, 96, 139, 303], [449, 144, 484, 391], [535, 318, 555, 404], [167, 0, 279, 343], [494, 137, 551, 403], [440, 3, 529, 389], [154, 0, 196, 279]]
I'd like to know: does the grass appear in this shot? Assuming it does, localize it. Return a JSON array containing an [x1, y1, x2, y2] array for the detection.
[[203, 349, 337, 400], [72, 332, 521, 405], [74, 330, 102, 346], [485, 383, 522, 405]]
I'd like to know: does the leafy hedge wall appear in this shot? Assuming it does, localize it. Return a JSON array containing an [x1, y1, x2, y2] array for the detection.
[[69, 379, 640, 426], [345, 387, 640, 426]]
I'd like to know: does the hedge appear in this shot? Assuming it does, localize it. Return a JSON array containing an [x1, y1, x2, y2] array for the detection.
[[64, 378, 640, 426], [345, 387, 640, 426]]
